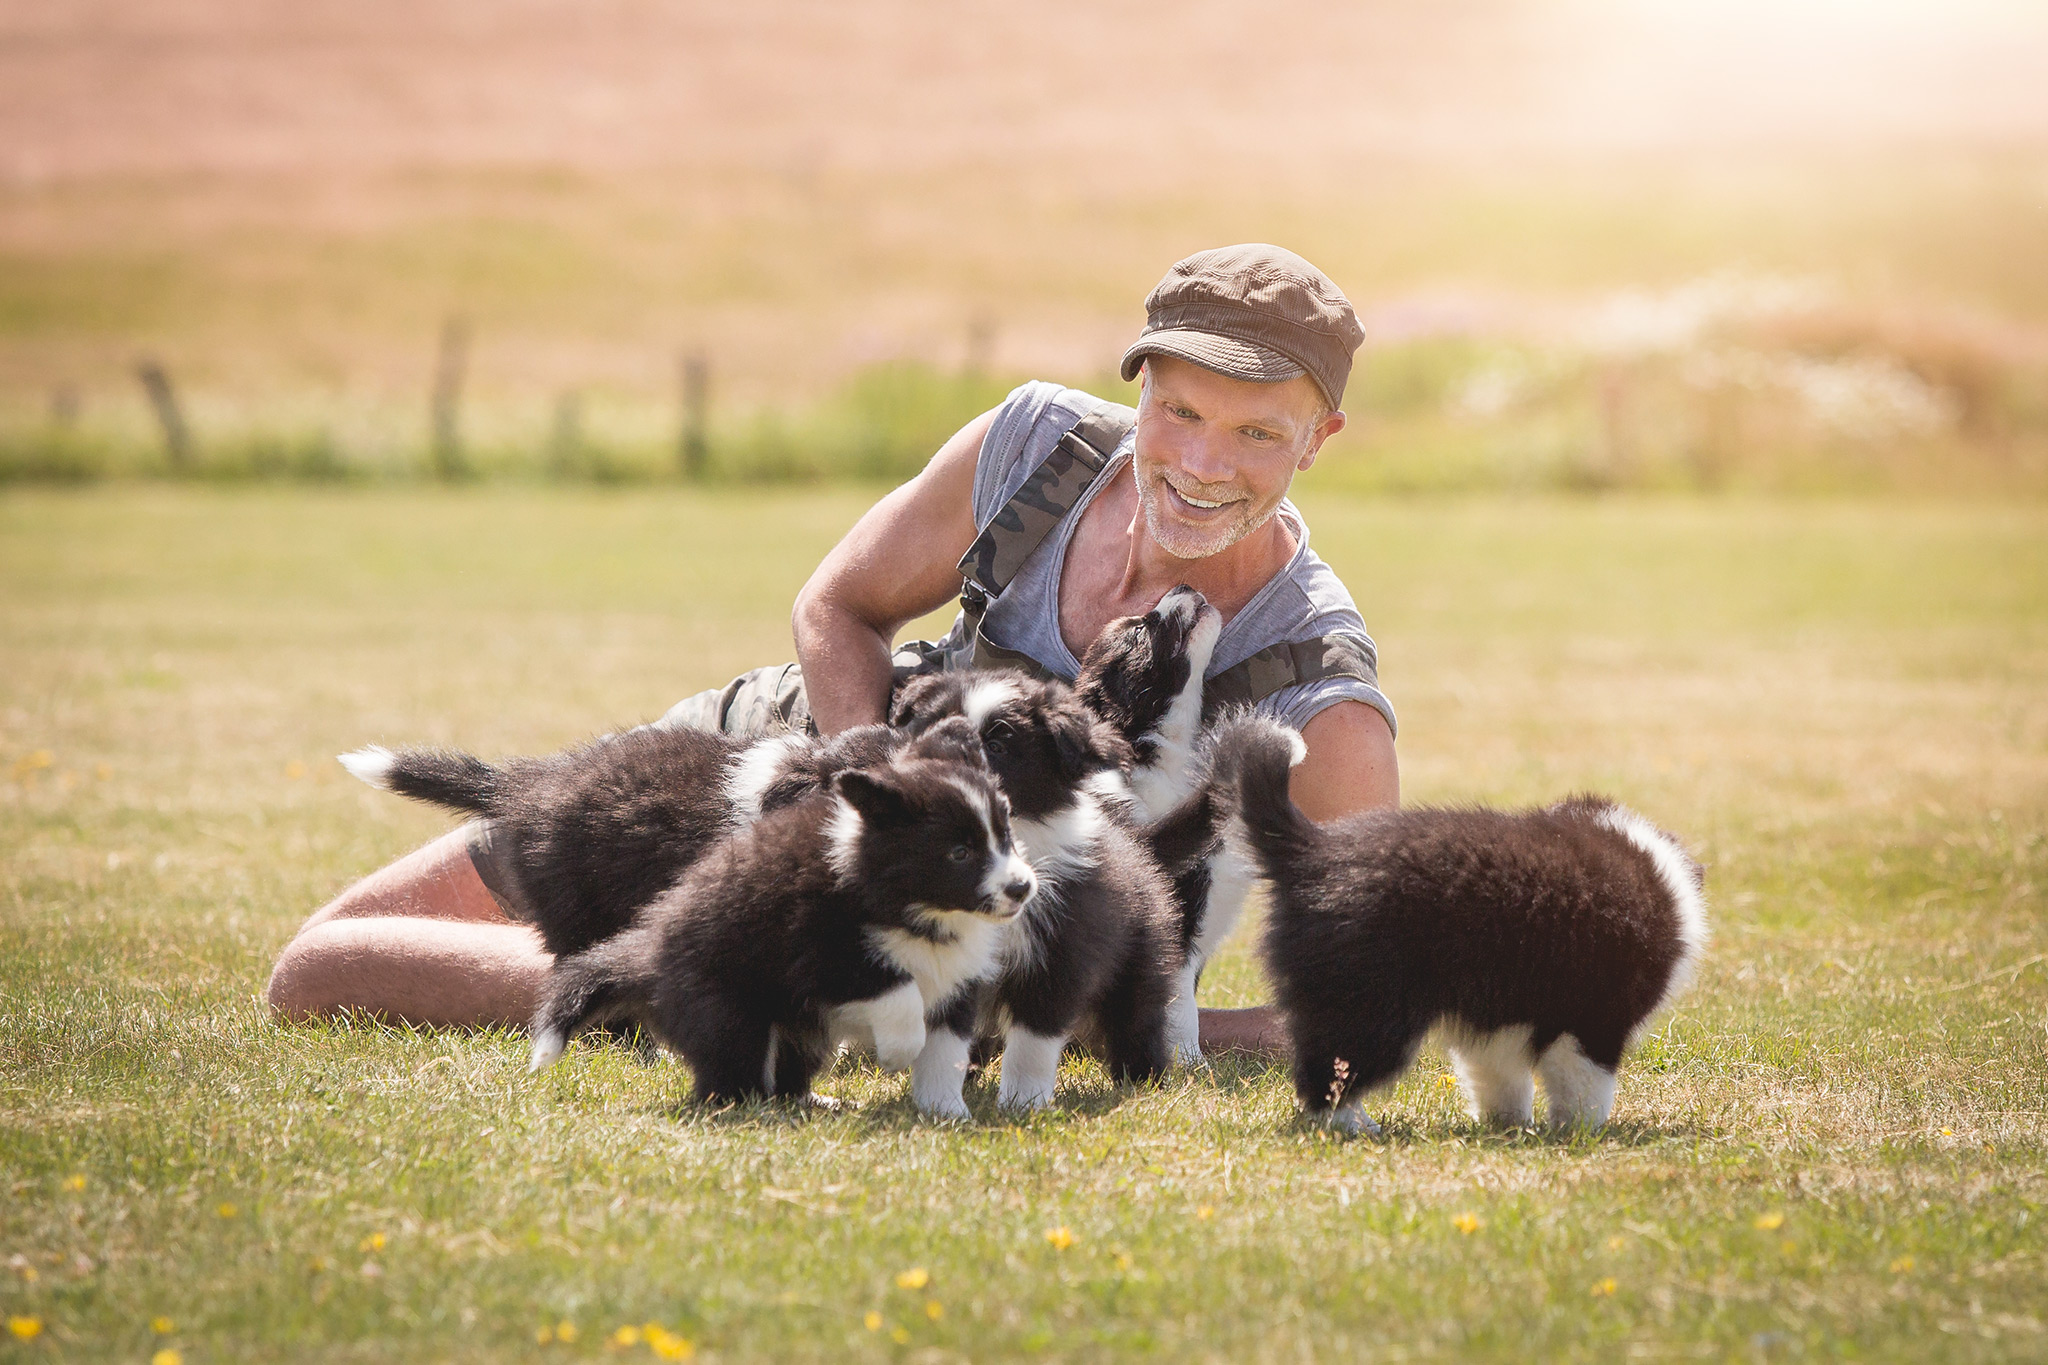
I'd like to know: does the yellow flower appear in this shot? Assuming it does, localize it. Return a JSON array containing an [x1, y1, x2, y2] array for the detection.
[[647, 1330, 693, 1361], [152, 1351, 184, 1365], [1605, 1235, 1626, 1251], [1453, 1213, 1483, 1235], [1590, 1277, 1617, 1297], [1890, 1256, 1915, 1274], [62, 1174, 86, 1192], [863, 1311, 882, 1332], [1194, 1205, 1214, 1221], [1114, 1252, 1132, 1272], [1044, 1226, 1076, 1250], [924, 1300, 943, 1321], [891, 1326, 911, 1345], [1940, 1128, 1954, 1137], [556, 1319, 579, 1343], [1439, 1074, 1459, 1087], [894, 1267, 929, 1291], [359, 1232, 386, 1252], [7, 1317, 42, 1340], [216, 1202, 237, 1219], [1753, 1212, 1785, 1231], [535, 1324, 555, 1344], [151, 1316, 176, 1334], [611, 1325, 641, 1346]]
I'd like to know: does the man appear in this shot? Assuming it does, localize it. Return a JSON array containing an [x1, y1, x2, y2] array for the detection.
[[266, 244, 1400, 1053]]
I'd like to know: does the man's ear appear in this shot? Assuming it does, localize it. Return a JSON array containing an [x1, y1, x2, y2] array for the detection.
[[834, 768, 914, 825], [1299, 409, 1346, 472]]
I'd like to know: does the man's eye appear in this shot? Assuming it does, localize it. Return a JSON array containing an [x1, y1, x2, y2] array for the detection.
[[1244, 428, 1274, 442], [948, 845, 974, 864]]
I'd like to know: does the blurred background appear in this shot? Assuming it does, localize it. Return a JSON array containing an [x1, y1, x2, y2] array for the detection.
[[4, 0, 2047, 492]]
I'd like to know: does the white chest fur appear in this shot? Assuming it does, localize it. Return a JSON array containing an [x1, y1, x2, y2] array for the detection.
[[867, 913, 1005, 1009]]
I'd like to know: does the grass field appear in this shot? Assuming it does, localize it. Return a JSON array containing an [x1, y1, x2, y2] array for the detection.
[[2, 486, 2045, 1361]]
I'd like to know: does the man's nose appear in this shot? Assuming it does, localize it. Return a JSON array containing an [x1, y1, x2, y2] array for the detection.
[[1175, 428, 1237, 486]]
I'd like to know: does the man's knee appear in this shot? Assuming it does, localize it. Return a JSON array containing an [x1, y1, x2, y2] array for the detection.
[[265, 926, 351, 1021], [264, 917, 551, 1029]]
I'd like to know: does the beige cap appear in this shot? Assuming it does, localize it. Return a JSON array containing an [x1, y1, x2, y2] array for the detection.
[[1120, 244, 1366, 411]]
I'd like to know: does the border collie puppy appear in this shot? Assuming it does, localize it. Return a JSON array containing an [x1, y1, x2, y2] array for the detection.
[[1212, 716, 1708, 1136], [889, 670, 1186, 1115], [1073, 586, 1251, 1059], [528, 747, 1037, 1107], [339, 720, 918, 960], [1074, 584, 1222, 821]]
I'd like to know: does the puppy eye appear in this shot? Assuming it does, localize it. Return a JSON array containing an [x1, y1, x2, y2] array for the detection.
[[948, 845, 974, 864]]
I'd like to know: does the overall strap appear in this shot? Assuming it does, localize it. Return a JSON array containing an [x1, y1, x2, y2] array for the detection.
[[953, 399, 1380, 707], [953, 402, 1135, 683], [1201, 634, 1379, 720], [957, 403, 1136, 603]]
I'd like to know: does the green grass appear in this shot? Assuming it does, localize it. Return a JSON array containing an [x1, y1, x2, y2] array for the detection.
[[2, 487, 2044, 1361]]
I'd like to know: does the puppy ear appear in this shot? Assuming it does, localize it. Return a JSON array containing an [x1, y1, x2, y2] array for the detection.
[[834, 768, 915, 825], [1050, 708, 1121, 782], [888, 673, 947, 730], [909, 716, 989, 771]]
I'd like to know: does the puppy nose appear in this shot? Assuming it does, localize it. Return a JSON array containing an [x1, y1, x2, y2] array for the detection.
[[1004, 875, 1036, 903]]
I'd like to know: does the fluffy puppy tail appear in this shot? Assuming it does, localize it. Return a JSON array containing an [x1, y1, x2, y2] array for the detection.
[[337, 745, 506, 818], [1205, 716, 1318, 872], [528, 928, 658, 1072]]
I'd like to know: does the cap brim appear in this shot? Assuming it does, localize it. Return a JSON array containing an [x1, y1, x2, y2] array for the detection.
[[1120, 330, 1306, 386]]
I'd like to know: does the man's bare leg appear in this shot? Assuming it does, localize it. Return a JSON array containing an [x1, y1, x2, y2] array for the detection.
[[1198, 1005, 1288, 1057], [266, 825, 550, 1028]]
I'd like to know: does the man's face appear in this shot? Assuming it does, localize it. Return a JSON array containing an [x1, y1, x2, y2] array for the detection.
[[1131, 355, 1343, 561]]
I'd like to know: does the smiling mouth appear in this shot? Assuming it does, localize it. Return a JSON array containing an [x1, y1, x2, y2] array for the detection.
[[1165, 482, 1239, 513]]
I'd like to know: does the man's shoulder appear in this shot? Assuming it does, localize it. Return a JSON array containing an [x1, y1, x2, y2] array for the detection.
[[975, 381, 1133, 526]]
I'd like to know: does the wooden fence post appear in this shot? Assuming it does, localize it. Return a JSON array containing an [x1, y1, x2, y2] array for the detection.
[[431, 318, 469, 480], [548, 389, 583, 478], [135, 360, 192, 471], [679, 351, 709, 479]]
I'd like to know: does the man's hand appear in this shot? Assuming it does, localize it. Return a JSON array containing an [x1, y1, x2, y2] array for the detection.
[[791, 409, 996, 735]]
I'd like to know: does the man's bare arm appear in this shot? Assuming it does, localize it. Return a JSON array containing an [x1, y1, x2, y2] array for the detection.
[[791, 408, 996, 735], [1289, 700, 1399, 821]]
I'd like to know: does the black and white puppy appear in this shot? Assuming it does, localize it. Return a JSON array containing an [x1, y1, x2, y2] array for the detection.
[[888, 670, 1187, 1116], [1073, 585, 1251, 1059], [528, 743, 1037, 1107], [338, 720, 916, 959], [1074, 583, 1223, 820], [1213, 716, 1709, 1136]]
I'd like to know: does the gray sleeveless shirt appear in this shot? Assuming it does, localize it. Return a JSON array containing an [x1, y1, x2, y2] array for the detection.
[[923, 381, 1396, 738]]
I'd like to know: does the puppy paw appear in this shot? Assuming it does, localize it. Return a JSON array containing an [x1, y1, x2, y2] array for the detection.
[[528, 1028, 566, 1073], [1327, 1103, 1383, 1139], [916, 1093, 973, 1123]]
